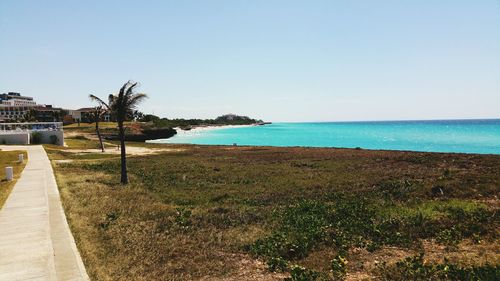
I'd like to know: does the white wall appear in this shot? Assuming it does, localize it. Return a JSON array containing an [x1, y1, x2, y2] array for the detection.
[[0, 131, 64, 146], [0, 133, 30, 145], [38, 131, 64, 146]]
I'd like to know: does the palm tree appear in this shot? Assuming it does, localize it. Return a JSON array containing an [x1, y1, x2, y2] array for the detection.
[[90, 81, 147, 184], [91, 105, 106, 152]]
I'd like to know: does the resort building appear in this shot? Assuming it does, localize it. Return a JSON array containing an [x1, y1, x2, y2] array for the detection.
[[0, 91, 111, 124], [0, 92, 66, 122], [34, 105, 66, 122], [0, 92, 37, 106], [67, 107, 111, 123], [0, 92, 37, 121], [0, 92, 65, 145]]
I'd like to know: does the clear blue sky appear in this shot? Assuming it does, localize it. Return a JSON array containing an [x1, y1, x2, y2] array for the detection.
[[1, 0, 499, 122]]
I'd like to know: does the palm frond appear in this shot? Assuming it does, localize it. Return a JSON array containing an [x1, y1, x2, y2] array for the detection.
[[126, 93, 148, 108], [119, 81, 130, 96], [89, 94, 110, 110], [125, 81, 138, 93], [92, 81, 147, 124], [108, 94, 117, 106]]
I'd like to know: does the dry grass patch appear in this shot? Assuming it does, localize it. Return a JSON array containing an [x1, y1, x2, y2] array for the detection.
[[0, 150, 27, 208]]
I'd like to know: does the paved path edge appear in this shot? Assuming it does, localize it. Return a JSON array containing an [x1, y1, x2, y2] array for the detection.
[[0, 145, 90, 281], [47, 157, 90, 281]]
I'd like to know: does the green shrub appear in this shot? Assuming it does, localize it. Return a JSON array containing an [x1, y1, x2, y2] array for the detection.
[[31, 132, 42, 144], [445, 264, 500, 281], [71, 135, 89, 140], [436, 227, 461, 246], [377, 179, 417, 202], [329, 197, 377, 248], [99, 212, 119, 230], [249, 196, 498, 278], [267, 257, 288, 272], [250, 200, 330, 260], [377, 254, 439, 280], [440, 204, 493, 239], [376, 254, 500, 281], [331, 255, 348, 280], [374, 200, 496, 247], [49, 135, 59, 145], [285, 265, 322, 281], [174, 207, 192, 229]]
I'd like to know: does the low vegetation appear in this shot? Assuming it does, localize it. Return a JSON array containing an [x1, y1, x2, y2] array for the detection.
[[48, 143, 500, 280], [0, 150, 28, 208], [376, 253, 499, 280]]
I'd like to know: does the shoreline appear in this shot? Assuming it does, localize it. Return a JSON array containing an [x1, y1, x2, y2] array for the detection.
[[147, 124, 258, 143], [175, 124, 257, 133]]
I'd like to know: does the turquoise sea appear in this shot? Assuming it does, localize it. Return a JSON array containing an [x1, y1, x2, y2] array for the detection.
[[153, 119, 500, 155]]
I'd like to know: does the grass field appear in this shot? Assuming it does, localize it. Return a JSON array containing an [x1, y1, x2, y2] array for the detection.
[[42, 135, 119, 161], [48, 143, 500, 280], [0, 150, 28, 208]]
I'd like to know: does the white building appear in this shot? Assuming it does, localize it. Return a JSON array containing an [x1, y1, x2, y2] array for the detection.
[[67, 107, 111, 123], [0, 92, 37, 106], [0, 92, 38, 121]]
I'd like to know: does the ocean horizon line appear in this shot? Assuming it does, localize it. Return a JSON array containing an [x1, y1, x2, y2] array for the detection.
[[271, 117, 500, 124]]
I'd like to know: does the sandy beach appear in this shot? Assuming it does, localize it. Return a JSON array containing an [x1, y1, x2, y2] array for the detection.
[[178, 124, 255, 132], [146, 124, 257, 143], [173, 124, 256, 136]]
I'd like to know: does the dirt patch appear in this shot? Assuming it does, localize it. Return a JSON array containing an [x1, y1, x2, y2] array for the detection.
[[198, 254, 287, 281], [54, 159, 74, 164], [423, 239, 500, 266], [347, 246, 414, 280], [346, 239, 500, 280], [61, 146, 184, 156]]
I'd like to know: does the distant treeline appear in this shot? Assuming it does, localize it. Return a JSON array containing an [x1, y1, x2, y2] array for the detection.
[[139, 114, 263, 129]]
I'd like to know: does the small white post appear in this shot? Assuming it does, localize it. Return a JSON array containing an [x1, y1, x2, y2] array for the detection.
[[18, 154, 24, 163], [5, 167, 13, 181]]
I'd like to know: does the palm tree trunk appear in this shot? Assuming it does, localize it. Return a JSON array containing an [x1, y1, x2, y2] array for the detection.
[[96, 120, 105, 152], [118, 122, 128, 184]]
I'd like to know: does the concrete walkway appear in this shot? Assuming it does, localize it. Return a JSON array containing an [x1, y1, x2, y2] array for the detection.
[[0, 146, 89, 281]]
